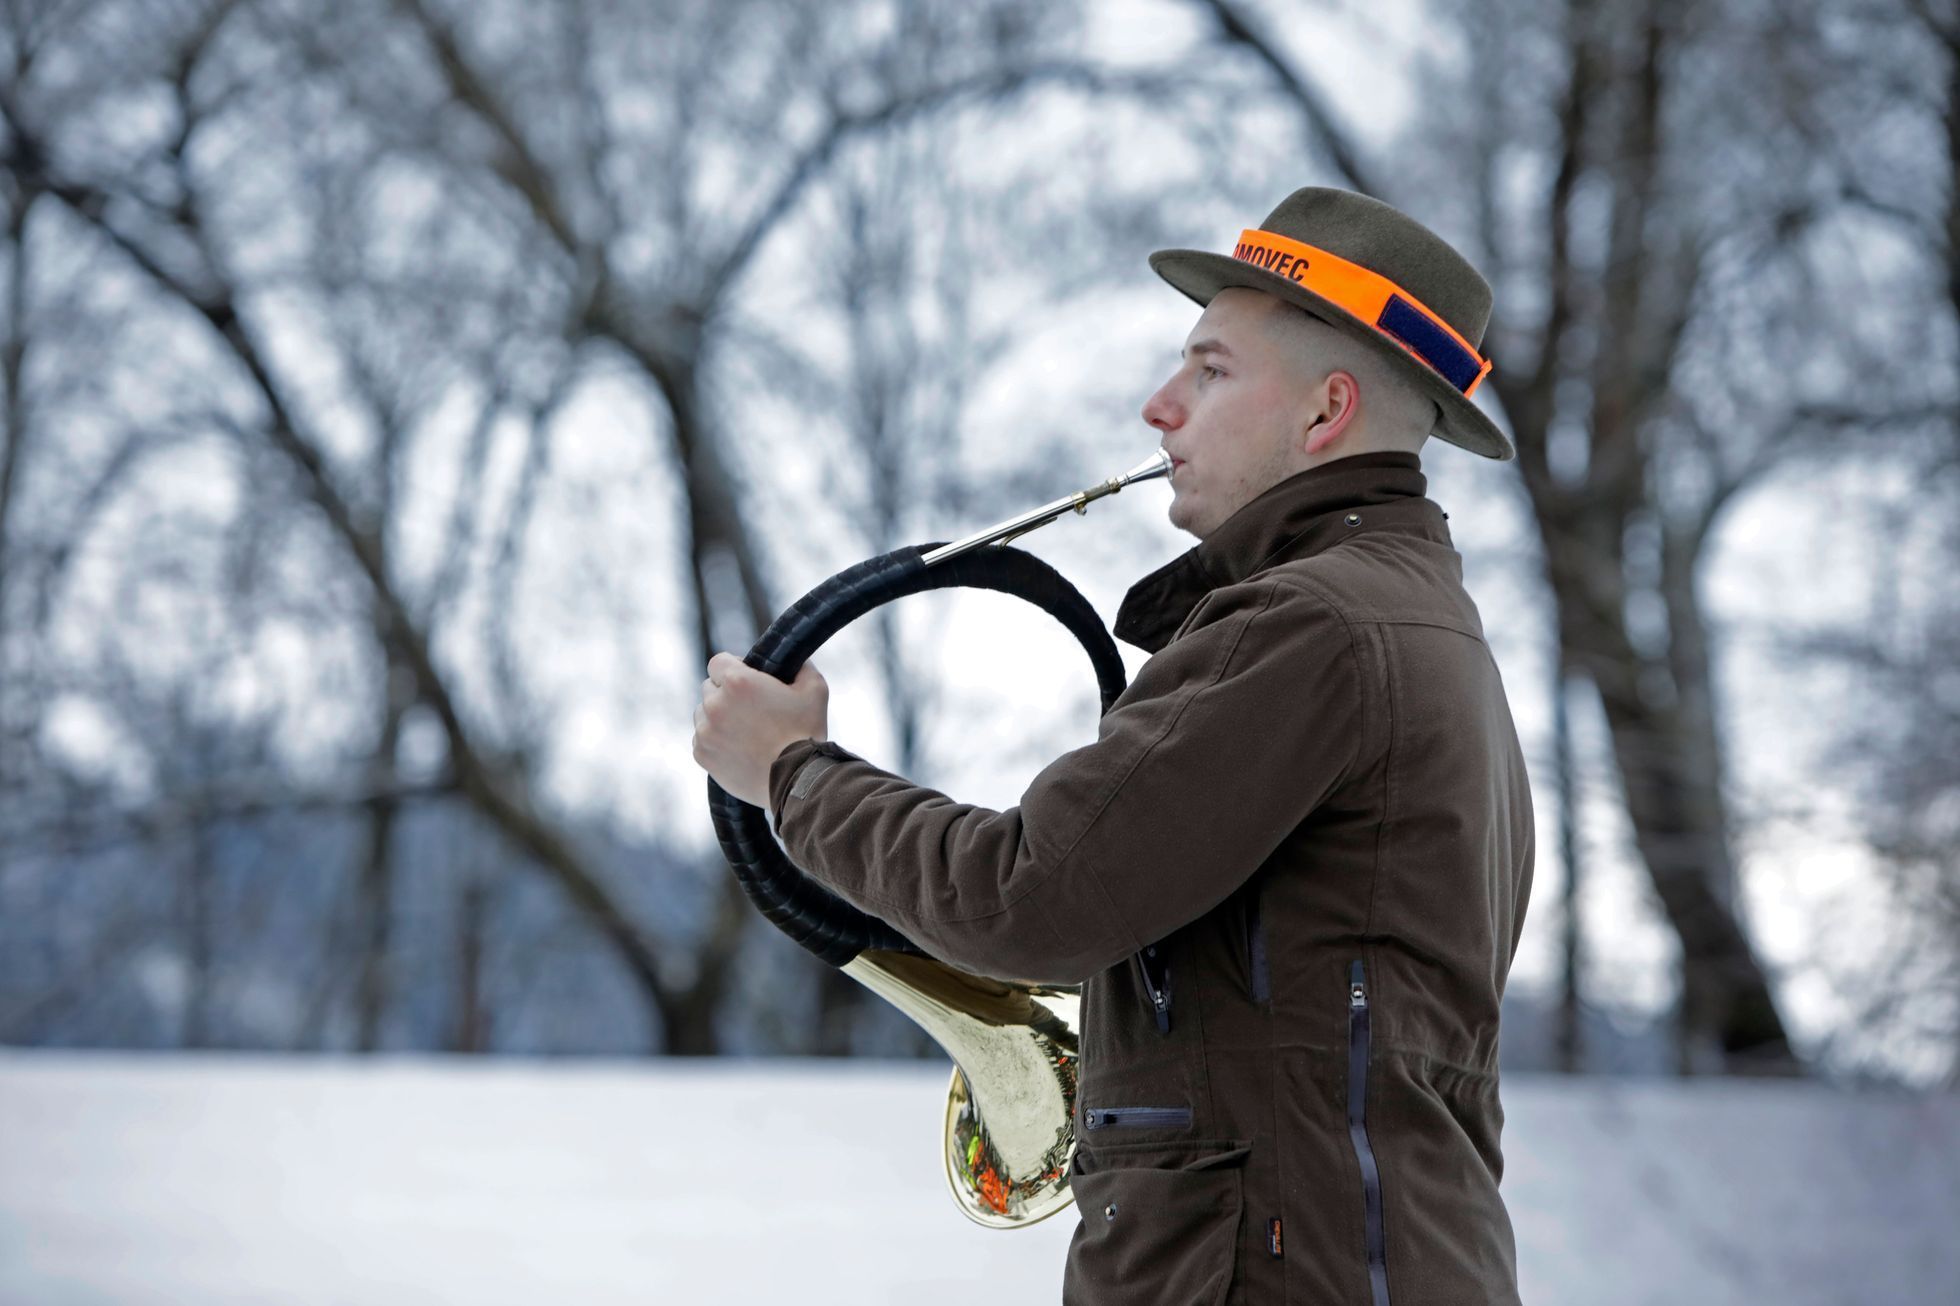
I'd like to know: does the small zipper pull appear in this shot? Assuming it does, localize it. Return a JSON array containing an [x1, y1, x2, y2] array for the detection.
[[1348, 959, 1368, 1011], [1139, 944, 1172, 1033]]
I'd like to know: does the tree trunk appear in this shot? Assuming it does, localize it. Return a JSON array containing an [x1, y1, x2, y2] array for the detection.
[[181, 814, 217, 1049], [1553, 665, 1584, 1074], [1531, 489, 1797, 1073], [354, 641, 413, 1053], [450, 876, 493, 1054]]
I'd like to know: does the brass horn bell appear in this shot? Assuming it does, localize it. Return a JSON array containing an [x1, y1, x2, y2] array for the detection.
[[843, 950, 1083, 1228]]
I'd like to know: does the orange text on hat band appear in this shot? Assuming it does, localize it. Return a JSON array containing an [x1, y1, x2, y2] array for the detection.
[[1231, 229, 1494, 397]]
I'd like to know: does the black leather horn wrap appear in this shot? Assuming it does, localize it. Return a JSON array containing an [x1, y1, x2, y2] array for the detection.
[[708, 542, 1128, 967]]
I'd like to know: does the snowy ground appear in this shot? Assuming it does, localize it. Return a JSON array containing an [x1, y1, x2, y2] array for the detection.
[[1, 1052, 1954, 1304]]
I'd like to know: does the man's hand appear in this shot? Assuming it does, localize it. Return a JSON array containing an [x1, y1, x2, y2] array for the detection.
[[691, 652, 829, 809]]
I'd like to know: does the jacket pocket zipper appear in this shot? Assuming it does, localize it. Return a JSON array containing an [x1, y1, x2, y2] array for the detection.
[[1347, 959, 1392, 1306], [1135, 943, 1172, 1033], [1082, 1106, 1193, 1131]]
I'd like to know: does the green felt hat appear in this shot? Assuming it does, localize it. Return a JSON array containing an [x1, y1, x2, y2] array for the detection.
[[1150, 187, 1513, 460]]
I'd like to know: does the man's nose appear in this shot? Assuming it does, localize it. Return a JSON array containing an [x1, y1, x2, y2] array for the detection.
[[1141, 380, 1181, 432]]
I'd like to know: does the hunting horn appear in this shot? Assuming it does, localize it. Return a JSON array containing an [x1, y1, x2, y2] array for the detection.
[[708, 448, 1171, 1228]]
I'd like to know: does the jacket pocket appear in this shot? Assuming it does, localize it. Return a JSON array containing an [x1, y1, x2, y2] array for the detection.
[[1347, 959, 1392, 1306], [1064, 1140, 1250, 1306], [1083, 1105, 1192, 1132]]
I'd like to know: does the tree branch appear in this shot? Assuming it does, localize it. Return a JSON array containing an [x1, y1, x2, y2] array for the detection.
[[1196, 0, 1382, 196]]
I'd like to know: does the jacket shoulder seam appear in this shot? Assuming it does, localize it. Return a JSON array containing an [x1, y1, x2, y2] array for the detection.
[[1262, 557, 1486, 640], [1354, 612, 1487, 640]]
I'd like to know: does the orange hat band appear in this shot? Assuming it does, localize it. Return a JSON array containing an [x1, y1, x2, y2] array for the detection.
[[1231, 229, 1494, 397]]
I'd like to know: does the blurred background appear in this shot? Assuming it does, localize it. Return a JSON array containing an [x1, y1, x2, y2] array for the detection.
[[7, 1, 1960, 1300], [0, 0, 1955, 1105]]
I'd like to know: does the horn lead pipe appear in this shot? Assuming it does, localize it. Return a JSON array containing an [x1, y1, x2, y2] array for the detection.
[[921, 449, 1173, 567]]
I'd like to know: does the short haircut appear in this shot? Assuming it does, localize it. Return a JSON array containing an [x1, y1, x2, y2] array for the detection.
[[1264, 301, 1439, 447]]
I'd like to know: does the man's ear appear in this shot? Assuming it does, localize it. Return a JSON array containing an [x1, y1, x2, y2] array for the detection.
[[1304, 370, 1360, 455]]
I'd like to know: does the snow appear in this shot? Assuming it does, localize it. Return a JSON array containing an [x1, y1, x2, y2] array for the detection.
[[1, 1053, 1954, 1304]]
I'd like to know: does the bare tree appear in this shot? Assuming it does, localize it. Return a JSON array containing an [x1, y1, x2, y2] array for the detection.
[[1785, 0, 1960, 1085], [1453, 0, 1916, 1073], [0, 0, 1125, 1054], [19, 0, 1912, 1078]]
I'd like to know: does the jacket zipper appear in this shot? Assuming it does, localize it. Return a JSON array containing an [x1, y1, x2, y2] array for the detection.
[[1247, 892, 1270, 1003], [1082, 1105, 1192, 1131], [1348, 959, 1392, 1306]]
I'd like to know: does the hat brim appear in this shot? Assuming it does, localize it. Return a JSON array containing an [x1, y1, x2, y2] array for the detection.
[[1149, 248, 1515, 461]]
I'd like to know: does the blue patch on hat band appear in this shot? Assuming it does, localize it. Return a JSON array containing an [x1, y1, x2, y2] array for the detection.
[[1377, 294, 1481, 393]]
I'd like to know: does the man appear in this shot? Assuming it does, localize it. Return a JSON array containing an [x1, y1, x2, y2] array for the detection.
[[693, 188, 1534, 1305]]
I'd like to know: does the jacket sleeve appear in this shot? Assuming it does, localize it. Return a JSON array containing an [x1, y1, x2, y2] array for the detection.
[[765, 576, 1366, 983]]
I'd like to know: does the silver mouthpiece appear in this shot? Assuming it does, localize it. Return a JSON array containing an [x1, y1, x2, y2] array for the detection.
[[1121, 448, 1175, 486]]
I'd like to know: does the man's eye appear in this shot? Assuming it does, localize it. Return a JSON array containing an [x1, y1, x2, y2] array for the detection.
[[1201, 365, 1224, 380]]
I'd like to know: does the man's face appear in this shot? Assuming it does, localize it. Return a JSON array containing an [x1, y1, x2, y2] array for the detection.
[[1142, 288, 1315, 539]]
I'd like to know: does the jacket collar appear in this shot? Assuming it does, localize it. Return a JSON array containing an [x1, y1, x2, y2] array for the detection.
[[1113, 451, 1446, 652]]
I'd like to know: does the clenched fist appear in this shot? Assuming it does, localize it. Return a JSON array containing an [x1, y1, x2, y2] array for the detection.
[[691, 652, 829, 810]]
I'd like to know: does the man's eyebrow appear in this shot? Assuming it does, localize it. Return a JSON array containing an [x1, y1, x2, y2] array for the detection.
[[1180, 338, 1232, 360]]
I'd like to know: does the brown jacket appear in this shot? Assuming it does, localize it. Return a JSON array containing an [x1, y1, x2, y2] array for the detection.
[[769, 451, 1534, 1305]]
